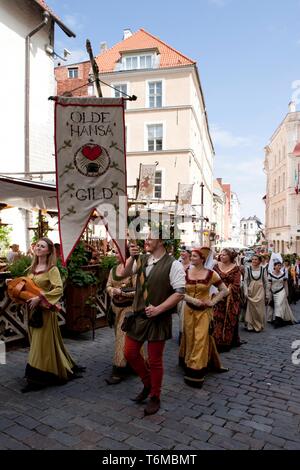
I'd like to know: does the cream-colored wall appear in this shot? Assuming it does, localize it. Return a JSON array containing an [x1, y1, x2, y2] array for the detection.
[[0, 0, 55, 176], [0, 0, 57, 251], [96, 63, 214, 245], [265, 111, 300, 253]]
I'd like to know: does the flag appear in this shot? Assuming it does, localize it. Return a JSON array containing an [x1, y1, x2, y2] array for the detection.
[[55, 96, 127, 264], [137, 164, 156, 199], [177, 183, 194, 215]]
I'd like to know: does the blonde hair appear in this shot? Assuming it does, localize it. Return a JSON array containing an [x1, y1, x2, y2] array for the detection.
[[29, 237, 57, 273]]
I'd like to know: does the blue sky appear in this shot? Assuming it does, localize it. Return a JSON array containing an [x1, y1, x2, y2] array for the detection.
[[48, 0, 300, 220]]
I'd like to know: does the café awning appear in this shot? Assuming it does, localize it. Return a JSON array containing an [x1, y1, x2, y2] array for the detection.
[[0, 175, 57, 211]]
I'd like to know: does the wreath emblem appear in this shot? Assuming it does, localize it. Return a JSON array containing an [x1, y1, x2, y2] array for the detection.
[[74, 143, 110, 177]]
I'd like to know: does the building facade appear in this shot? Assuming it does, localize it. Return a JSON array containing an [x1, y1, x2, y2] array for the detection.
[[264, 102, 300, 254], [55, 28, 215, 246], [240, 216, 263, 248], [212, 179, 226, 248], [0, 0, 74, 250], [230, 191, 241, 246]]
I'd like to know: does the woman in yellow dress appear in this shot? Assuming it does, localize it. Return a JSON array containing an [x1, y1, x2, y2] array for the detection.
[[106, 250, 136, 384], [22, 237, 81, 392], [179, 247, 229, 388]]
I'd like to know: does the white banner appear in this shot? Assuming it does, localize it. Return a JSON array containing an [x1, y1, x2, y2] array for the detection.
[[55, 97, 127, 264], [137, 164, 156, 199], [177, 183, 194, 215]]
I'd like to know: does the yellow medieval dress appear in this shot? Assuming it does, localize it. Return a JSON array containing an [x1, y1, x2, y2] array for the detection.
[[179, 269, 226, 388], [106, 266, 136, 375], [25, 266, 76, 388]]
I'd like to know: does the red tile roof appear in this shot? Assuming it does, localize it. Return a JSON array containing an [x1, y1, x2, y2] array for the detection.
[[33, 0, 75, 37], [96, 28, 195, 73], [293, 142, 300, 156]]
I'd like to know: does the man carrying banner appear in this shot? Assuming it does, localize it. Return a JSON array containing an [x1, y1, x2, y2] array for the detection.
[[119, 232, 185, 416]]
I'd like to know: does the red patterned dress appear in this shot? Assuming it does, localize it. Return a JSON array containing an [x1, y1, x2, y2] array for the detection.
[[213, 264, 241, 352]]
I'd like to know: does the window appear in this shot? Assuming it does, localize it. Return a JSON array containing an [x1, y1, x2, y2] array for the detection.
[[114, 83, 128, 109], [154, 170, 162, 198], [147, 124, 163, 151], [278, 176, 281, 193], [244, 224, 247, 229], [68, 68, 78, 79], [250, 223, 253, 229], [123, 54, 153, 70], [283, 172, 285, 191], [274, 179, 277, 195], [148, 81, 162, 108], [298, 205, 300, 225]]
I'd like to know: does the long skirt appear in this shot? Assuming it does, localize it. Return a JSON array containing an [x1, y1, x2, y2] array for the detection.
[[26, 308, 76, 386], [245, 279, 266, 332], [179, 306, 222, 387], [273, 289, 296, 324]]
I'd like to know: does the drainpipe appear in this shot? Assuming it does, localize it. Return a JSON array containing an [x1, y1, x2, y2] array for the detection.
[[24, 11, 50, 249], [25, 10, 50, 174]]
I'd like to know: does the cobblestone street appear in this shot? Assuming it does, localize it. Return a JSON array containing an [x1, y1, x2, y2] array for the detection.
[[1, 304, 300, 450]]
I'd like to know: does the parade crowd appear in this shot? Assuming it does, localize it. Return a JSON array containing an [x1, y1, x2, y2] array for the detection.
[[4, 236, 300, 417]]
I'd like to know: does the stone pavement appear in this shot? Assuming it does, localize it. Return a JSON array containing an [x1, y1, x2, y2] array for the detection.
[[1, 304, 300, 450]]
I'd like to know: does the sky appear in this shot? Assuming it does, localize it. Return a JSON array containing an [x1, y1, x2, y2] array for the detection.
[[47, 0, 300, 221]]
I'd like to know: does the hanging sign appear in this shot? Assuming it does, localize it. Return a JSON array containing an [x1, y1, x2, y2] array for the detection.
[[137, 164, 157, 199], [55, 96, 127, 264]]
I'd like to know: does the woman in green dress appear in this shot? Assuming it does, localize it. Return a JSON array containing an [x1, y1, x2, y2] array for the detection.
[[22, 237, 82, 392]]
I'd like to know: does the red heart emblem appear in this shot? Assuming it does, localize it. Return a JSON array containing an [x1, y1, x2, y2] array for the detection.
[[82, 145, 102, 161]]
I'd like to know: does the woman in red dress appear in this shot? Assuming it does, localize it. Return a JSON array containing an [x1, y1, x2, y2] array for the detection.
[[213, 249, 242, 352]]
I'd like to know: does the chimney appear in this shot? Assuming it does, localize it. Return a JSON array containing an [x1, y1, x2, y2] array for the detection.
[[123, 29, 132, 40], [100, 42, 108, 54], [289, 101, 296, 113]]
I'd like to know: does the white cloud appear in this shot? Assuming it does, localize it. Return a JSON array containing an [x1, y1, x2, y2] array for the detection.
[[54, 48, 88, 66], [215, 156, 266, 218], [63, 14, 83, 31], [211, 125, 252, 149]]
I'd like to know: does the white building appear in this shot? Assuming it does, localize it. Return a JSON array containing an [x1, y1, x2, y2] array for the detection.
[[230, 191, 241, 246], [212, 179, 226, 248], [55, 28, 215, 246], [240, 216, 263, 248], [264, 102, 300, 254], [0, 0, 74, 250]]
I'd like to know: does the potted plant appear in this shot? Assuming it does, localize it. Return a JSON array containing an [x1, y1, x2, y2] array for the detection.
[[63, 242, 100, 334]]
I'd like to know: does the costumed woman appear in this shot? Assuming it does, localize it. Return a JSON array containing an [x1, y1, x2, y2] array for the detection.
[[213, 249, 242, 352], [105, 249, 136, 384], [179, 247, 229, 388], [244, 254, 269, 332], [9, 238, 83, 392], [268, 255, 296, 328]]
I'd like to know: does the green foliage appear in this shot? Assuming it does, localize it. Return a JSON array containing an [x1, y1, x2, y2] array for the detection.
[[282, 254, 297, 265], [99, 255, 118, 270], [9, 255, 32, 278], [0, 225, 12, 253], [67, 242, 98, 287]]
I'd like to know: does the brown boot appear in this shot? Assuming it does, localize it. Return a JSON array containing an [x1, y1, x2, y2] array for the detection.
[[144, 396, 160, 416], [131, 386, 151, 403]]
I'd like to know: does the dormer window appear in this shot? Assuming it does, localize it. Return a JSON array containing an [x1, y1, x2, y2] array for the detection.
[[123, 54, 154, 70], [116, 49, 160, 71]]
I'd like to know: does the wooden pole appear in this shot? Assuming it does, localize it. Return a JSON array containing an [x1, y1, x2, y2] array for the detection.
[[86, 39, 102, 98]]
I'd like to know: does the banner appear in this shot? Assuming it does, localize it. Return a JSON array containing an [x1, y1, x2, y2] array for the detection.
[[55, 96, 127, 264], [137, 164, 156, 199], [177, 183, 194, 215]]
